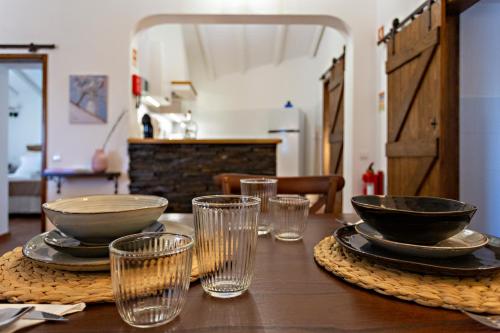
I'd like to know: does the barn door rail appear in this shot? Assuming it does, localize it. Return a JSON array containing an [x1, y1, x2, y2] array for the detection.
[[0, 43, 56, 52], [320, 46, 346, 80], [378, 0, 436, 46]]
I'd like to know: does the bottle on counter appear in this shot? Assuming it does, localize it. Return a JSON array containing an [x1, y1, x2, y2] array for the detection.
[[182, 110, 198, 139], [142, 114, 154, 138]]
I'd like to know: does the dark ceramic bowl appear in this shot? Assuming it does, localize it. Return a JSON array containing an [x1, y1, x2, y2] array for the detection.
[[351, 196, 477, 245]]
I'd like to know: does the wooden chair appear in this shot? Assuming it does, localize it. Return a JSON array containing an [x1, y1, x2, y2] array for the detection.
[[213, 173, 344, 214]]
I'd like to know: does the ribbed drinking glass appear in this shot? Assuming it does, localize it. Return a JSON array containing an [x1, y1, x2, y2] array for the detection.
[[110, 232, 194, 328], [192, 195, 260, 298], [240, 178, 278, 235], [270, 195, 310, 241]]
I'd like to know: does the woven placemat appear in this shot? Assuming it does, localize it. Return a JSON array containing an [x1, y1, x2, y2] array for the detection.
[[0, 247, 199, 304], [314, 236, 500, 314]]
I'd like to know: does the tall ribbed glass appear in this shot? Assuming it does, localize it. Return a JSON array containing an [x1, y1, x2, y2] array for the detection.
[[109, 232, 193, 328], [270, 195, 310, 241], [192, 195, 260, 298], [240, 178, 278, 235]]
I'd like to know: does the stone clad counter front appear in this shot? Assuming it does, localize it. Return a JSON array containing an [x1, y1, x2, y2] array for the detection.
[[128, 138, 280, 213]]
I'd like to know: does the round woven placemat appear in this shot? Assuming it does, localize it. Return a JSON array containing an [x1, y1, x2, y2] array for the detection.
[[314, 236, 500, 314], [0, 247, 199, 304]]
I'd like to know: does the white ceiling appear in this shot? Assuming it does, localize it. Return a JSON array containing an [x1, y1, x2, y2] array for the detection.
[[8, 64, 42, 99], [182, 24, 327, 79]]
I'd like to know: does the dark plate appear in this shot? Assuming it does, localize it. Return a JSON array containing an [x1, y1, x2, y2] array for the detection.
[[334, 225, 500, 276], [351, 195, 477, 245]]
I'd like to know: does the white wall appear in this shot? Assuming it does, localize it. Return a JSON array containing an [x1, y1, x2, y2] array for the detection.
[[0, 65, 9, 235], [0, 0, 380, 217], [8, 66, 42, 168], [136, 25, 190, 98], [460, 1, 500, 235], [188, 27, 344, 176]]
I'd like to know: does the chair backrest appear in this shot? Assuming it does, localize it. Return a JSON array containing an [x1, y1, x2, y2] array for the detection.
[[213, 173, 345, 214]]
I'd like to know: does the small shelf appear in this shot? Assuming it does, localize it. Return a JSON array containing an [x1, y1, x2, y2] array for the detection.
[[42, 169, 121, 194], [171, 81, 197, 100]]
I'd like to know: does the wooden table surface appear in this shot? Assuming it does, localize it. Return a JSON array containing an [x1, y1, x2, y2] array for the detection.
[[7, 214, 493, 332]]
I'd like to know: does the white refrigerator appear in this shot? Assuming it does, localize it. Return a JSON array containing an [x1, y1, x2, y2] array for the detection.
[[267, 108, 304, 176]]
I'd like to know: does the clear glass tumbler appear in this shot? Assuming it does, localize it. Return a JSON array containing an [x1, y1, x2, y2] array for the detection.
[[240, 178, 278, 235], [110, 232, 194, 328], [269, 195, 310, 241], [192, 195, 260, 298]]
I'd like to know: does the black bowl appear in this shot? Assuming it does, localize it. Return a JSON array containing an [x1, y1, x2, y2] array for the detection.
[[351, 196, 477, 245]]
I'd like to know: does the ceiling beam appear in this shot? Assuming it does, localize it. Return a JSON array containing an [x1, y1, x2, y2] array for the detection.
[[194, 25, 216, 80], [238, 25, 248, 74], [273, 25, 288, 66], [11, 69, 41, 94], [309, 26, 326, 58]]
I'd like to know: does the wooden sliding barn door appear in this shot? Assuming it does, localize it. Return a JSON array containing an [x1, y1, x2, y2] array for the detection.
[[386, 1, 458, 198], [323, 53, 344, 214]]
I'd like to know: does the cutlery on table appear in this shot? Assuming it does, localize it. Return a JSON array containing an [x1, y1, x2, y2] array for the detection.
[[0, 306, 34, 328], [462, 311, 500, 330], [0, 307, 67, 327], [22, 310, 67, 321]]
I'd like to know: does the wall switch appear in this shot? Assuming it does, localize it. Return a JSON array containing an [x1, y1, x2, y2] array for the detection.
[[52, 154, 61, 162]]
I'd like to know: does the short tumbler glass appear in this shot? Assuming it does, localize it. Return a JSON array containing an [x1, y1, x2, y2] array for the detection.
[[192, 195, 260, 298], [270, 195, 310, 241], [240, 178, 278, 235], [110, 232, 194, 328]]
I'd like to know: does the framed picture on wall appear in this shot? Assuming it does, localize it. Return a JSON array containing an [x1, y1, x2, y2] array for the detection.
[[69, 75, 108, 124]]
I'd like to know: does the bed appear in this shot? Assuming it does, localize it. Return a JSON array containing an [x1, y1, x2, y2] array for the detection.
[[8, 148, 42, 214]]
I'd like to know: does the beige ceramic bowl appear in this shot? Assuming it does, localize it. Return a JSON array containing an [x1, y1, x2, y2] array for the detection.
[[43, 195, 168, 244]]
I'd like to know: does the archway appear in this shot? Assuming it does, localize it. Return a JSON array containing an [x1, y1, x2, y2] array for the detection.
[[131, 14, 355, 212]]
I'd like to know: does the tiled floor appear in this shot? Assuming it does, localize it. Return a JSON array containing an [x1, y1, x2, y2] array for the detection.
[[0, 215, 41, 254]]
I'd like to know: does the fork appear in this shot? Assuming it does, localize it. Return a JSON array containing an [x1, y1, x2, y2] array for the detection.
[[462, 311, 500, 330]]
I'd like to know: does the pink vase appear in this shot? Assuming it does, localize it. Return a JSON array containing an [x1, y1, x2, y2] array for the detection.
[[91, 149, 108, 172]]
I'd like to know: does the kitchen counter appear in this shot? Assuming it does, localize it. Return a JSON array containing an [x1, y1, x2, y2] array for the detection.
[[128, 138, 279, 212], [127, 138, 282, 144]]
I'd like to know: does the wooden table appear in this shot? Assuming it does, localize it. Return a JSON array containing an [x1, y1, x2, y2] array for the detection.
[[6, 214, 493, 332]]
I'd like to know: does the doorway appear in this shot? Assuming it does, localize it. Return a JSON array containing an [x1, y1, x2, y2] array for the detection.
[[0, 54, 48, 234], [130, 23, 345, 212]]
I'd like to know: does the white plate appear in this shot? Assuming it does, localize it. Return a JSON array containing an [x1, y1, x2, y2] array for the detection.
[[355, 222, 488, 258], [23, 221, 194, 271], [23, 233, 110, 272]]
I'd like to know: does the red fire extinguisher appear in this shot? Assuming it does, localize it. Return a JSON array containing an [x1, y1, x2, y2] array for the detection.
[[131, 74, 142, 108], [131, 74, 142, 96], [362, 163, 384, 195]]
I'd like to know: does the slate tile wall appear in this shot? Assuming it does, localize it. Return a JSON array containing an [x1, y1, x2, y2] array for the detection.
[[129, 144, 276, 212]]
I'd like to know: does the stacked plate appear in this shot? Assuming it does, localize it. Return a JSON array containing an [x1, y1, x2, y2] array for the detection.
[[23, 221, 167, 272], [354, 222, 488, 259], [333, 195, 500, 276], [22, 195, 177, 272]]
